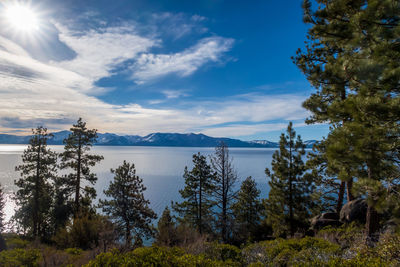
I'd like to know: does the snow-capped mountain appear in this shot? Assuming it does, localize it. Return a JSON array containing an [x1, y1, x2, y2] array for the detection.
[[0, 131, 318, 148]]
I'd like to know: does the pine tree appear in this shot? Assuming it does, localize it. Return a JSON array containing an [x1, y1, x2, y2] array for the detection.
[[264, 122, 314, 237], [232, 176, 263, 243], [155, 207, 177, 247], [51, 176, 72, 232], [292, 0, 364, 207], [305, 139, 343, 214], [59, 118, 103, 216], [294, 0, 400, 240], [0, 184, 5, 233], [210, 142, 238, 242], [99, 161, 157, 248], [173, 152, 216, 235], [14, 126, 57, 239]]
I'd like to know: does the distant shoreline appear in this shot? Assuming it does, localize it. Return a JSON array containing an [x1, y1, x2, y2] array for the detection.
[[0, 131, 318, 148]]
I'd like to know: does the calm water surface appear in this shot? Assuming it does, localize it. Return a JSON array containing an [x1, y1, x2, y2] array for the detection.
[[0, 145, 275, 222]]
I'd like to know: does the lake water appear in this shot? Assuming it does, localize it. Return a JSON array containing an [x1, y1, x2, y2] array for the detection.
[[0, 145, 276, 222]]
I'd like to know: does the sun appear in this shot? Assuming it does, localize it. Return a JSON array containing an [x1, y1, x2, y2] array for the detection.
[[4, 3, 39, 32]]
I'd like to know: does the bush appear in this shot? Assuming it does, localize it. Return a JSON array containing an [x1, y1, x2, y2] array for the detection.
[[3, 233, 30, 249], [85, 246, 240, 267], [203, 242, 241, 262], [242, 237, 341, 266], [317, 222, 364, 248], [375, 232, 400, 263], [65, 247, 83, 255], [0, 248, 41, 267], [52, 213, 115, 250]]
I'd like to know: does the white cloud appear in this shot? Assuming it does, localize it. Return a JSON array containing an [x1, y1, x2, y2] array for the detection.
[[54, 24, 157, 93], [151, 12, 208, 40], [132, 37, 234, 84], [0, 18, 310, 139], [162, 90, 189, 99], [200, 122, 307, 138], [195, 94, 309, 123]]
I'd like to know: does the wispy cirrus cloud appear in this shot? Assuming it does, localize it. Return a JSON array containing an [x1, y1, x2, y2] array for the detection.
[[54, 23, 158, 93], [151, 12, 208, 40], [162, 89, 189, 99], [199, 122, 307, 138], [0, 36, 308, 136], [131, 37, 234, 84], [148, 89, 189, 105], [0, 13, 312, 139]]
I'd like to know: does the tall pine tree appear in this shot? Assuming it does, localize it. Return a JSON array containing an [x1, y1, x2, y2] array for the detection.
[[264, 122, 314, 237], [294, 0, 400, 240], [232, 176, 264, 243], [210, 142, 238, 242], [59, 118, 103, 217], [14, 126, 57, 239], [173, 153, 216, 235], [293, 0, 363, 207], [99, 161, 157, 248]]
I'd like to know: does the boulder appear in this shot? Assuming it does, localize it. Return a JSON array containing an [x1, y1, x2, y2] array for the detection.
[[382, 219, 398, 234], [311, 212, 342, 230], [320, 212, 339, 221], [340, 198, 367, 223]]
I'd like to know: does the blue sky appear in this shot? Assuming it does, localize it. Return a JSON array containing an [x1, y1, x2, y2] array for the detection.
[[0, 0, 329, 141]]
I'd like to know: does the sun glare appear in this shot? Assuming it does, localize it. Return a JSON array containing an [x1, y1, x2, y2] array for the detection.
[[5, 4, 39, 32]]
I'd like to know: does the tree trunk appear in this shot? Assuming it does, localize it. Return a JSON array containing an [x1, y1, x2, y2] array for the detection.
[[34, 141, 41, 237], [289, 137, 294, 237], [75, 136, 81, 216], [221, 146, 227, 242], [366, 204, 379, 243], [336, 181, 345, 214], [199, 174, 202, 235], [365, 164, 379, 244], [125, 222, 131, 249], [346, 179, 354, 202]]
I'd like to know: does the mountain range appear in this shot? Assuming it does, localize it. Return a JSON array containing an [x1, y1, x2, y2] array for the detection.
[[0, 131, 318, 148]]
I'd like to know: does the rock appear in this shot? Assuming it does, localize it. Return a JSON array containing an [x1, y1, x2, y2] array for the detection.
[[340, 198, 367, 223], [311, 212, 342, 230], [382, 219, 398, 234], [320, 212, 339, 221]]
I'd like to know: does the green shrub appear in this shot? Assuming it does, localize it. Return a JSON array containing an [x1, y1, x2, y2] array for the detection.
[[203, 242, 241, 262], [242, 237, 341, 266], [3, 234, 30, 249], [85, 246, 239, 267], [65, 247, 83, 255], [375, 232, 400, 263], [326, 254, 391, 267], [53, 213, 114, 250], [317, 222, 364, 248], [0, 248, 41, 267]]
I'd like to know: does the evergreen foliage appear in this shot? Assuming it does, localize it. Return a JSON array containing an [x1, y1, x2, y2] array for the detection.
[[232, 176, 263, 243], [264, 122, 314, 237], [173, 152, 216, 235], [305, 139, 343, 214], [59, 118, 103, 217], [51, 175, 72, 234], [0, 184, 5, 233], [294, 0, 400, 239], [99, 161, 157, 248], [155, 207, 177, 247], [14, 126, 57, 240], [209, 142, 238, 242]]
